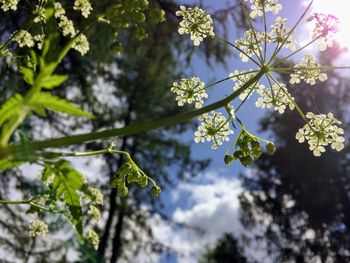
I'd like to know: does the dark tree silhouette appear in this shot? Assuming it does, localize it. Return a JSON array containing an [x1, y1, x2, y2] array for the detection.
[[239, 45, 350, 262]]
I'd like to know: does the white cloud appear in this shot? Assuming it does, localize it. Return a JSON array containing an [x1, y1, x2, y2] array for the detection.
[[151, 171, 244, 263]]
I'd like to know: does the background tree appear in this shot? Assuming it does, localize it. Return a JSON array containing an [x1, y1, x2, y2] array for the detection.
[[239, 45, 350, 262], [200, 233, 249, 263]]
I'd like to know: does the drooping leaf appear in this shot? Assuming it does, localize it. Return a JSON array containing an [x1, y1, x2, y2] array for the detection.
[[40, 74, 68, 89], [0, 159, 22, 171], [31, 92, 94, 119], [0, 93, 23, 126], [51, 160, 85, 235], [20, 67, 34, 85]]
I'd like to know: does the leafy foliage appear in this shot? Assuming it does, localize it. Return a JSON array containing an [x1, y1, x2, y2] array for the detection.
[[31, 92, 94, 119], [0, 93, 23, 126]]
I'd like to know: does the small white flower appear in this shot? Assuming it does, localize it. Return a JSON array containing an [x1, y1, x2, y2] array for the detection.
[[73, 0, 93, 18], [230, 70, 264, 100], [87, 229, 99, 249], [171, 77, 207, 108], [194, 111, 234, 149], [235, 29, 264, 63], [12, 30, 35, 48], [244, 0, 282, 19], [291, 55, 327, 86], [296, 112, 345, 156], [58, 15, 76, 37], [34, 34, 45, 50], [269, 17, 296, 51], [176, 5, 214, 46], [54, 2, 66, 18], [255, 82, 295, 114], [87, 187, 104, 205], [87, 205, 101, 221], [250, 4, 263, 19], [72, 33, 90, 55], [0, 0, 19, 11], [33, 5, 46, 24], [29, 220, 49, 237]]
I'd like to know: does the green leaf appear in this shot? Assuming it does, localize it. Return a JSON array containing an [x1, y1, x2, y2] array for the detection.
[[69, 206, 83, 237], [40, 74, 68, 89], [20, 67, 35, 85], [0, 93, 23, 126], [31, 92, 94, 119], [51, 160, 85, 235], [42, 163, 54, 182], [52, 161, 85, 206], [0, 159, 22, 171]]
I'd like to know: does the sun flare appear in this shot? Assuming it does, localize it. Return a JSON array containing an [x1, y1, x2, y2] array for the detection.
[[310, 0, 350, 49]]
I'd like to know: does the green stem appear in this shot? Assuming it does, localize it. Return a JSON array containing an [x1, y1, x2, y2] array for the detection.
[[268, 0, 313, 65], [0, 198, 33, 205], [239, 0, 264, 63], [200, 69, 259, 91], [214, 35, 261, 67], [271, 66, 350, 73], [267, 73, 308, 123], [0, 71, 266, 159], [272, 35, 322, 67]]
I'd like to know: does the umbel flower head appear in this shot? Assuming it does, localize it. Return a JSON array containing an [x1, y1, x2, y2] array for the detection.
[[29, 219, 49, 237], [290, 55, 327, 85], [171, 77, 207, 108], [307, 13, 339, 51], [235, 29, 264, 62], [0, 0, 19, 12], [296, 112, 345, 156], [194, 111, 234, 149], [256, 83, 295, 114], [230, 70, 264, 100], [244, 0, 282, 19], [269, 17, 296, 51], [176, 5, 214, 46], [12, 30, 35, 48]]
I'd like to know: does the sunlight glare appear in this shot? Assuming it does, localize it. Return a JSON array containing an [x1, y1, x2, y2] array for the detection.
[[311, 0, 350, 50]]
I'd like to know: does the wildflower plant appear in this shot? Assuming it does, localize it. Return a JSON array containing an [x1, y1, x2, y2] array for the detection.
[[170, 0, 348, 163], [0, 0, 349, 251]]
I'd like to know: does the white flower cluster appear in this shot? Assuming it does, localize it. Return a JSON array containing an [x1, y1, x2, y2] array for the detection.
[[53, 1, 90, 56], [307, 13, 339, 51], [244, 0, 282, 19], [230, 70, 264, 100], [29, 220, 49, 237], [269, 17, 296, 51], [296, 112, 345, 156], [0, 0, 18, 12], [88, 205, 101, 221], [54, 2, 65, 18], [87, 187, 104, 205], [290, 55, 327, 85], [176, 5, 214, 46], [33, 5, 47, 24], [13, 30, 35, 48], [170, 77, 207, 108], [256, 83, 295, 114], [34, 34, 45, 50], [235, 29, 264, 62], [73, 0, 93, 18], [58, 15, 76, 37], [72, 33, 90, 56], [194, 111, 234, 149], [87, 229, 99, 249]]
